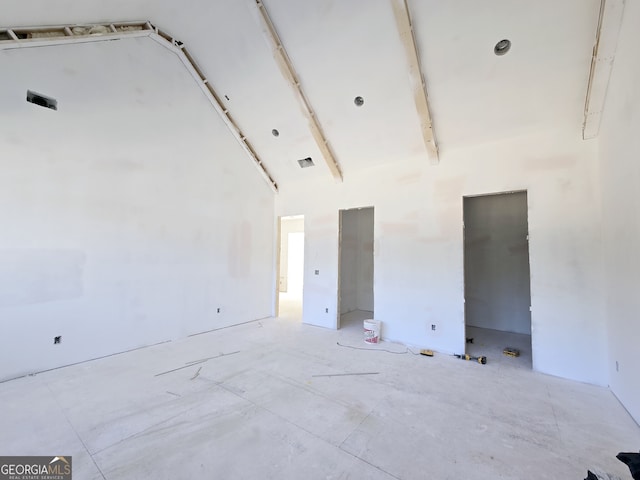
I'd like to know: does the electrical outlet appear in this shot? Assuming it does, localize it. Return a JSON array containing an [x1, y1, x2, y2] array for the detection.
[[431, 324, 436, 331], [217, 307, 221, 314], [325, 307, 329, 313], [315, 270, 319, 275], [616, 361, 619, 372]]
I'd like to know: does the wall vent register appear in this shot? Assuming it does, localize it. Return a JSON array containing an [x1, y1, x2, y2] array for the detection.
[[27, 90, 57, 110]]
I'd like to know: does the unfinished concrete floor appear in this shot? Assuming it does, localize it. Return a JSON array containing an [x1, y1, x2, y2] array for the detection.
[[1, 317, 638, 480]]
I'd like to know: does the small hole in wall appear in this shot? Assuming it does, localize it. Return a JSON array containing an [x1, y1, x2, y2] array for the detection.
[[494, 39, 511, 56], [224, 94, 230, 101], [54, 336, 62, 344], [354, 96, 364, 107], [272, 129, 279, 137]]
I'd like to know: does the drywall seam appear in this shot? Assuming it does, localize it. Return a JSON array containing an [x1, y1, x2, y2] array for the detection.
[[0, 21, 279, 193]]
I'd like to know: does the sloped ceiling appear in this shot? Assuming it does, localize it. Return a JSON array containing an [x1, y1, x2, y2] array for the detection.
[[2, 0, 602, 189]]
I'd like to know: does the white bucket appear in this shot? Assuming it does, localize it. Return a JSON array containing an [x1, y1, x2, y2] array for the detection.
[[364, 319, 381, 344]]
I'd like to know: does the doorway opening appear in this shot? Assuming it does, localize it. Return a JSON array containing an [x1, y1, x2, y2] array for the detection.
[[463, 191, 532, 368], [277, 215, 304, 321], [338, 207, 374, 331]]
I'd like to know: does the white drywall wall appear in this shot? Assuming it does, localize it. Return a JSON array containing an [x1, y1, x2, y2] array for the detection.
[[278, 217, 304, 292], [464, 192, 531, 335], [277, 129, 606, 386], [598, 0, 640, 424], [0, 38, 274, 381]]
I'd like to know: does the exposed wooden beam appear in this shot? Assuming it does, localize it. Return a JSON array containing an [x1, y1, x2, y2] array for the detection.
[[391, 0, 439, 164], [583, 0, 625, 140], [0, 22, 151, 49], [254, 0, 344, 182], [0, 21, 279, 192]]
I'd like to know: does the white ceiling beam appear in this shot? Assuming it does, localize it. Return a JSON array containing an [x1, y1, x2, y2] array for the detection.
[[253, 0, 344, 182], [391, 0, 439, 164], [583, 0, 626, 140], [0, 21, 279, 193]]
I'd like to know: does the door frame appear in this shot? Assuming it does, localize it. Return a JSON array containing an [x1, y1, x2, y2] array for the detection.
[[337, 206, 375, 330], [462, 190, 532, 359], [275, 214, 305, 318]]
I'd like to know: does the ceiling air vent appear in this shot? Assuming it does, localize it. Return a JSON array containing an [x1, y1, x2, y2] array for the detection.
[[27, 90, 57, 111], [297, 157, 314, 168]]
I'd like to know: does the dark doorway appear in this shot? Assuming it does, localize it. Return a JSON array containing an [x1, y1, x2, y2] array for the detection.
[[464, 191, 532, 368]]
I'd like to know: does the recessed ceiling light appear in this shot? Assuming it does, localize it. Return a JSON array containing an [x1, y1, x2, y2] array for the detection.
[[354, 96, 364, 107], [272, 129, 279, 137], [494, 39, 511, 56]]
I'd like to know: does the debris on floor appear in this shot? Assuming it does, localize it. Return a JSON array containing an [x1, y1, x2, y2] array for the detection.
[[419, 349, 434, 357], [154, 359, 207, 377], [466, 337, 474, 344], [190, 366, 202, 380], [503, 347, 520, 357], [154, 351, 240, 377], [186, 350, 240, 365], [336, 341, 407, 354], [454, 353, 487, 364]]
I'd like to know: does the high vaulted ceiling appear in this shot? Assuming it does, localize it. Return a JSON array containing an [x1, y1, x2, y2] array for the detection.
[[2, 0, 607, 190]]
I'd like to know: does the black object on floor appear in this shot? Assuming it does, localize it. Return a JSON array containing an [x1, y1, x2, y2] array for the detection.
[[584, 471, 598, 480], [454, 353, 487, 364], [617, 452, 640, 480]]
